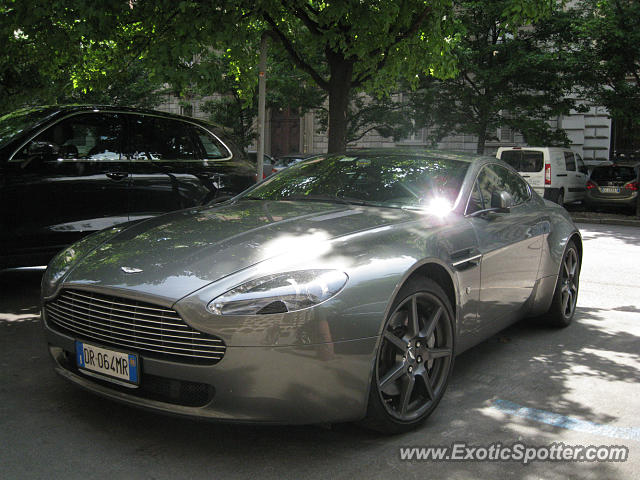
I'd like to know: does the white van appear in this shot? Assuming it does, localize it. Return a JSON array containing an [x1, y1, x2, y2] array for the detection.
[[496, 147, 588, 205]]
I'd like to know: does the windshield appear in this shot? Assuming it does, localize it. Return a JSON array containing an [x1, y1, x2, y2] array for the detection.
[[240, 152, 470, 209], [0, 107, 58, 150]]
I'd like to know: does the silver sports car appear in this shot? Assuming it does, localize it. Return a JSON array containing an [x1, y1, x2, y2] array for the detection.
[[41, 149, 581, 433]]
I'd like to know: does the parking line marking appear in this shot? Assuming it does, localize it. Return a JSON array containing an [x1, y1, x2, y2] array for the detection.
[[492, 399, 640, 442]]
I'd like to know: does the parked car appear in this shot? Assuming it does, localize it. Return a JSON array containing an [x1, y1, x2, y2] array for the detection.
[[272, 152, 317, 172], [585, 163, 639, 212], [0, 106, 255, 270], [247, 150, 276, 178], [41, 149, 581, 433], [496, 147, 588, 206]]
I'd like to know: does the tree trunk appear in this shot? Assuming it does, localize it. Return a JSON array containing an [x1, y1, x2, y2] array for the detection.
[[326, 50, 353, 154], [476, 123, 487, 155]]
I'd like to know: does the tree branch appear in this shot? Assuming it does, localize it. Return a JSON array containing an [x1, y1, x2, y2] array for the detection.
[[348, 125, 380, 144], [285, 0, 323, 37], [261, 10, 330, 91], [463, 72, 483, 96], [353, 5, 433, 87]]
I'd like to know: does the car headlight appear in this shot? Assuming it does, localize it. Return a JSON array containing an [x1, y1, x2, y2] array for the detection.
[[207, 270, 348, 315]]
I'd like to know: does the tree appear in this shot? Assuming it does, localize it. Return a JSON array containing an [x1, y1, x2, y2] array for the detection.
[[3, 0, 555, 153], [253, 0, 458, 153], [410, 0, 576, 154], [0, 0, 166, 114], [571, 0, 640, 128]]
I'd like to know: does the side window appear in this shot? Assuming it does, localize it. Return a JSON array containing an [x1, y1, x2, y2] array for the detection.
[[502, 167, 530, 205], [576, 155, 588, 175], [193, 125, 232, 160], [564, 151, 576, 171], [13, 113, 123, 165], [465, 181, 485, 215], [475, 166, 500, 210], [486, 164, 530, 206], [129, 116, 199, 161]]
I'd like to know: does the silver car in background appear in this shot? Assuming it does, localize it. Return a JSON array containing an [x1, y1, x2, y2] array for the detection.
[[41, 149, 581, 433]]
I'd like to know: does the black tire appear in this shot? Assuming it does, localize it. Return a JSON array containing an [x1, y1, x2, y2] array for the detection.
[[556, 189, 564, 207], [543, 240, 580, 327], [362, 278, 455, 434]]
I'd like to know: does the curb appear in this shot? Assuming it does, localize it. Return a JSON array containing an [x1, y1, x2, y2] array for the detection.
[[570, 215, 640, 227]]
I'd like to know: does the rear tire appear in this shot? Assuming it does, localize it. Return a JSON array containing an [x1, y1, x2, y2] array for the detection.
[[543, 240, 580, 327], [362, 278, 454, 434], [556, 189, 564, 207]]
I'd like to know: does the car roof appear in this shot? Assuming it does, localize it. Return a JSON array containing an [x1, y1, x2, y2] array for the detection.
[[15, 104, 224, 131], [497, 146, 574, 152]]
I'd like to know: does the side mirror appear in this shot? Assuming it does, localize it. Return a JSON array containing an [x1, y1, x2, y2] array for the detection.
[[490, 190, 513, 213]]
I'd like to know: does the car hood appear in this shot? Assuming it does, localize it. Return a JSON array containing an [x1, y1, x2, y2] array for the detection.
[[62, 200, 419, 304]]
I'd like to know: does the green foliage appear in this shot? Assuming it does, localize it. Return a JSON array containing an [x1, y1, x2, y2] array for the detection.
[[570, 0, 640, 125], [410, 0, 574, 154], [0, 0, 166, 114], [1, 0, 558, 152]]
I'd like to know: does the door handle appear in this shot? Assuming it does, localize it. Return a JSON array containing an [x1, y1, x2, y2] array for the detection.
[[106, 172, 128, 181]]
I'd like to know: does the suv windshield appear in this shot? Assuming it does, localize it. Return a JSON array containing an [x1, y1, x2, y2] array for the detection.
[[241, 152, 470, 209], [0, 107, 58, 150]]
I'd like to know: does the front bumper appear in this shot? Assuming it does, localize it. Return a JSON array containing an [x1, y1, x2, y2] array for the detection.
[[43, 319, 378, 424]]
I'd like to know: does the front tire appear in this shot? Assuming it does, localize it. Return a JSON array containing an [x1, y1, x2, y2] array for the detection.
[[544, 240, 580, 327], [363, 278, 454, 434]]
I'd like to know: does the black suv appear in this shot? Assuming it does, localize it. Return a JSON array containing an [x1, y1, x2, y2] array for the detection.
[[0, 106, 256, 269]]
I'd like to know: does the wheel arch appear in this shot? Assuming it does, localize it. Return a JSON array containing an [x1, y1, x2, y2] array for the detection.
[[374, 258, 460, 341], [568, 231, 583, 268], [528, 228, 583, 318], [407, 262, 457, 321]]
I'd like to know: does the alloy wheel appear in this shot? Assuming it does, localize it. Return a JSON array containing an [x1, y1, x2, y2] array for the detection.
[[560, 247, 579, 318], [376, 291, 453, 421]]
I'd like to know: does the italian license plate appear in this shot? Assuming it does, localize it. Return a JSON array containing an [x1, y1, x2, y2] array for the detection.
[[76, 341, 139, 385], [600, 187, 620, 194]]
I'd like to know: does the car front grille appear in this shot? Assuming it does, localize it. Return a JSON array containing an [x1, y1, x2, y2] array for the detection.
[[45, 289, 225, 365]]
